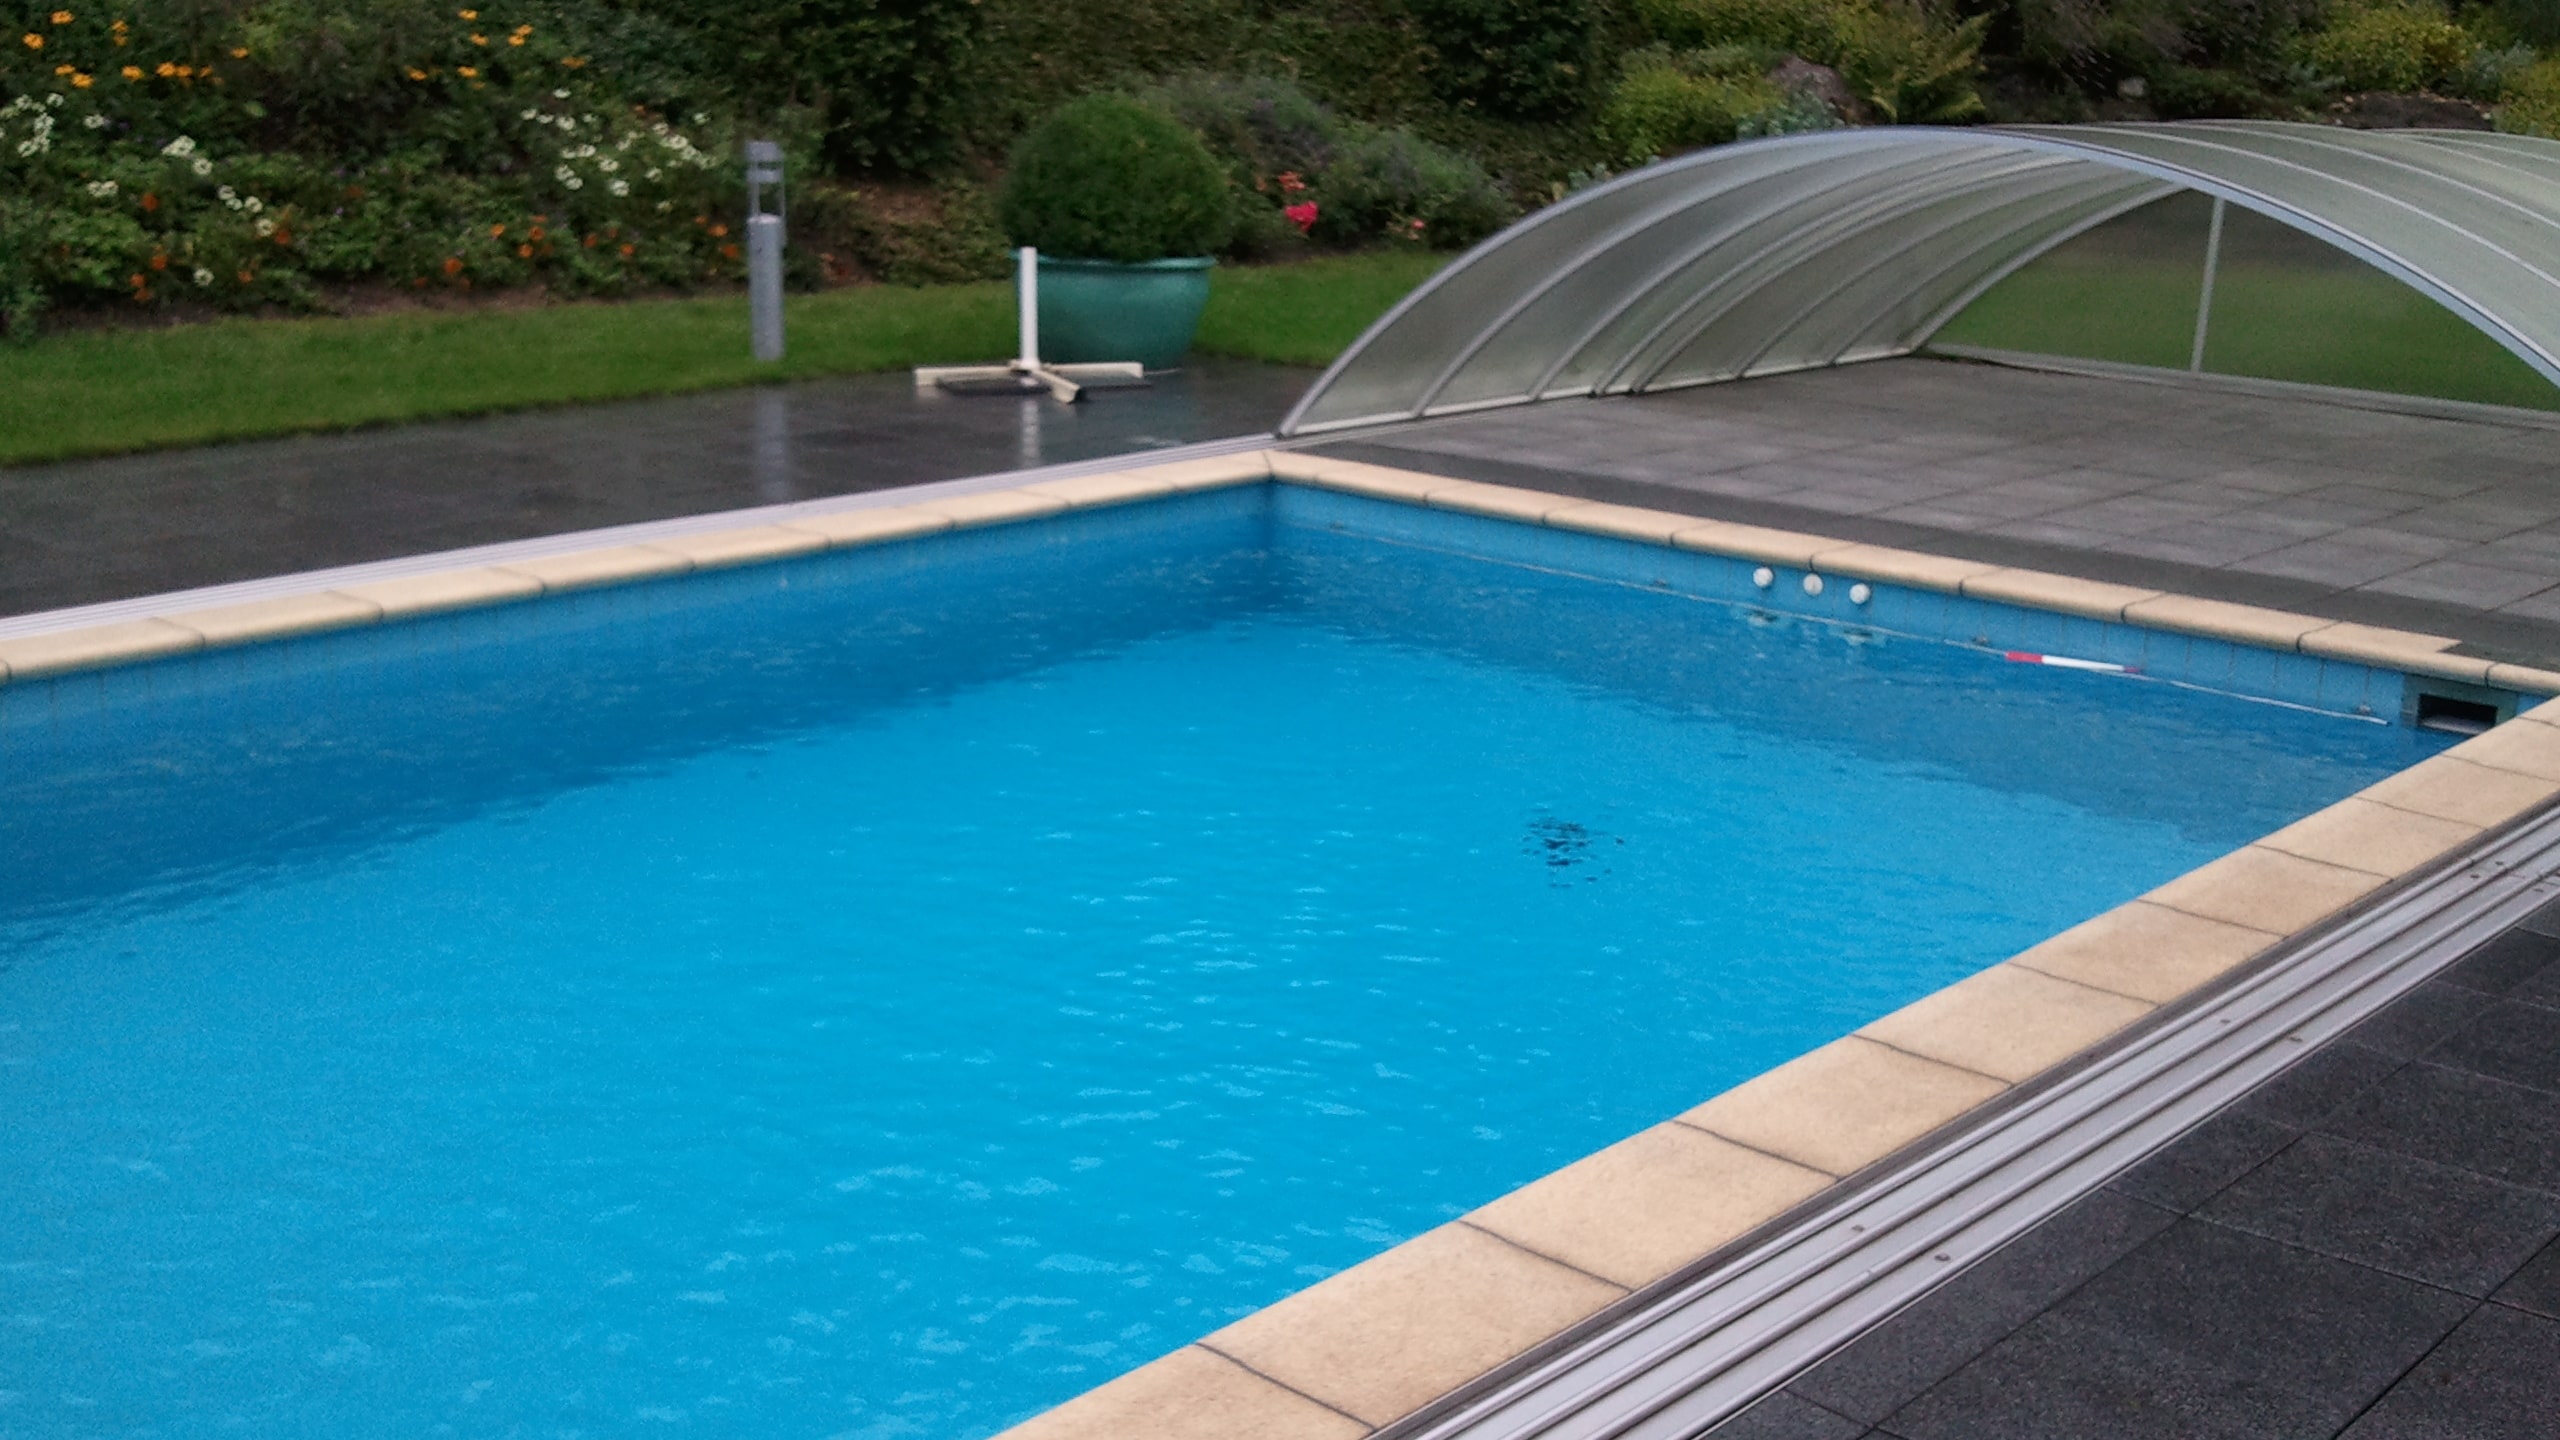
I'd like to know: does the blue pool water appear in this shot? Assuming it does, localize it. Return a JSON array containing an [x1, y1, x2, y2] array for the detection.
[[0, 485, 2447, 1438]]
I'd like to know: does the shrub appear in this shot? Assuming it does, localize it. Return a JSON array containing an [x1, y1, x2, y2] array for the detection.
[[1405, 0, 1601, 120], [2148, 64, 2272, 116], [1309, 124, 1514, 248], [2451, 40, 2537, 100], [2498, 54, 2560, 134], [1597, 48, 1786, 162], [1631, 0, 1988, 122], [998, 94, 1232, 262], [2305, 3, 2473, 92]]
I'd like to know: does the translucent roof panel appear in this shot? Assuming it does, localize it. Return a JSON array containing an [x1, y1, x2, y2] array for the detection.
[[1279, 122, 2560, 436]]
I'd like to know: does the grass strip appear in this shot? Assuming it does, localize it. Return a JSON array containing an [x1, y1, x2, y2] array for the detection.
[[0, 250, 1447, 465]]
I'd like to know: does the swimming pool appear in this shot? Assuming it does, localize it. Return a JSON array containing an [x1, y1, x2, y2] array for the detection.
[[0, 482, 2448, 1438]]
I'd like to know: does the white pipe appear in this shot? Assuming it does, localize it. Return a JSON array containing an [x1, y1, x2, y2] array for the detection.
[[1018, 246, 1039, 368]]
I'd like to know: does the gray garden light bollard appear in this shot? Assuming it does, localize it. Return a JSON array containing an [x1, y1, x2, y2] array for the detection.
[[745, 140, 785, 363]]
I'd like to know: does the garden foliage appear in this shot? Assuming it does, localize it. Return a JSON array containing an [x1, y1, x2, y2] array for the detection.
[[997, 93, 1233, 262]]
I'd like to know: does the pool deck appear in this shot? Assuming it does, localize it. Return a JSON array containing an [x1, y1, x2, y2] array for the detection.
[[1315, 357, 2560, 669]]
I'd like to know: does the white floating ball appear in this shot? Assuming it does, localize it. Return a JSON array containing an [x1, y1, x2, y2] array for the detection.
[[1752, 566, 1774, 589], [1849, 582, 1873, 605], [1802, 573, 1825, 596]]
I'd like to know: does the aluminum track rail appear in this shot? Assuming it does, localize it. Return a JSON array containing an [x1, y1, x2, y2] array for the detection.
[[1389, 802, 2560, 1440]]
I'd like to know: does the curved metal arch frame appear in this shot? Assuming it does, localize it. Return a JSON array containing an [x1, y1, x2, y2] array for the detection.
[[1276, 122, 2560, 438]]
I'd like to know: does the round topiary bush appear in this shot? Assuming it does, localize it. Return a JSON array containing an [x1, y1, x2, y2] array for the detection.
[[999, 94, 1234, 264]]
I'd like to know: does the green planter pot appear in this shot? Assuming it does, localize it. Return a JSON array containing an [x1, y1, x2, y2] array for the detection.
[[1034, 255, 1216, 370]]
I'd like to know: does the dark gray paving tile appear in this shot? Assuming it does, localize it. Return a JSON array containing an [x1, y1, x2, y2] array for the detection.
[[2339, 1304, 2560, 1440], [2363, 560, 2560, 609], [2108, 1108, 2299, 1212], [2198, 1133, 2560, 1295], [2229, 538, 2438, 588], [2322, 1062, 2560, 1195], [2438, 928, 2560, 996], [2342, 978, 2501, 1059], [2490, 1233, 2560, 1319], [1886, 1220, 2471, 1440], [2232, 1040, 2405, 1128], [1703, 1390, 1869, 1439], [2428, 1000, 2560, 1096], [1790, 1190, 2177, 1424]]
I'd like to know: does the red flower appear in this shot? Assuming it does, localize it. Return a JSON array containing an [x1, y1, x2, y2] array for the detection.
[[1283, 200, 1318, 234], [1276, 171, 1307, 194]]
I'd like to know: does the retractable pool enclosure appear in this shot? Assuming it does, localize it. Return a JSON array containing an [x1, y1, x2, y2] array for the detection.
[[1278, 121, 2560, 435]]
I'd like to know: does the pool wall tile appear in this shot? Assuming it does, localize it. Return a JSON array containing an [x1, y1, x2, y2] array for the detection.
[[1464, 1124, 1833, 1290], [2258, 796, 2484, 876], [1679, 1037, 2008, 1178], [1200, 1223, 1625, 1428], [1003, 1346, 1367, 1440], [2007, 900, 2280, 1005], [2143, 844, 2388, 933], [1858, 964, 2155, 1084]]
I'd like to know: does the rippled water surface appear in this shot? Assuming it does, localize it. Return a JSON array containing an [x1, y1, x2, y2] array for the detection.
[[0, 487, 2447, 1437]]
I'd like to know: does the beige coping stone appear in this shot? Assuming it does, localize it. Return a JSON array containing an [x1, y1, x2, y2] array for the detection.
[[2299, 621, 2488, 681], [2488, 662, 2560, 695], [645, 525, 829, 571], [1958, 569, 2159, 622], [0, 618, 202, 682], [1809, 543, 2001, 594], [918, 488, 1072, 529], [1021, 469, 1181, 509], [1467, 1122, 1832, 1290], [2121, 593, 2326, 649], [2144, 843, 2387, 934], [1203, 1221, 1623, 1428], [784, 505, 954, 548], [2009, 899, 2280, 1006], [1860, 963, 2153, 1084], [336, 566, 544, 620], [1131, 451, 1275, 490], [2525, 693, 2560, 726], [1680, 1035, 2007, 1178], [1545, 500, 1695, 545], [166, 591, 384, 647], [1000, 1345, 1365, 1440], [2258, 796, 2484, 879], [1670, 518, 1831, 568], [495, 545, 693, 595], [2360, 753, 2560, 830], [1425, 478, 1578, 523], [1268, 453, 1444, 503]]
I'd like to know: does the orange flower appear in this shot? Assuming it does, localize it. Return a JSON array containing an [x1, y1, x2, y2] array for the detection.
[[69, 70, 90, 86], [489, 223, 506, 237], [21, 33, 42, 48], [507, 33, 523, 45], [527, 225, 544, 240], [229, 46, 245, 57], [617, 242, 634, 256], [272, 226, 291, 244], [154, 59, 174, 75], [455, 64, 476, 77], [235, 269, 252, 283], [709, 222, 728, 237], [53, 61, 70, 73], [468, 32, 485, 45], [558, 55, 584, 67], [720, 242, 740, 260], [149, 252, 167, 270], [49, 9, 73, 23], [582, 233, 597, 248], [120, 63, 140, 78], [441, 256, 464, 275], [405, 66, 426, 79], [515, 243, 531, 257], [457, 7, 476, 17], [139, 190, 157, 211]]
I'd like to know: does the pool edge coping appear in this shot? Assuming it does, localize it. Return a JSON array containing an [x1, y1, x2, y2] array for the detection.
[[12, 449, 2560, 1439]]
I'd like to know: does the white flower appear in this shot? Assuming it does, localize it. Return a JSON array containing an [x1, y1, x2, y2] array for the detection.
[[690, 111, 707, 124], [14, 141, 35, 157], [162, 135, 196, 157], [192, 267, 213, 286], [225, 197, 242, 210], [655, 199, 672, 212], [608, 178, 628, 196], [598, 157, 617, 173], [84, 179, 118, 197], [190, 157, 211, 175], [46, 92, 64, 108], [217, 185, 236, 201], [243, 197, 262, 213], [644, 167, 661, 180], [553, 88, 570, 99], [520, 107, 538, 120], [254, 217, 275, 235], [81, 113, 106, 129], [554, 164, 574, 181], [565, 176, 583, 189]]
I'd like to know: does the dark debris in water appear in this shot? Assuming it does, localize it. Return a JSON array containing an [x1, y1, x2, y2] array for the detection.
[[1525, 815, 1621, 885]]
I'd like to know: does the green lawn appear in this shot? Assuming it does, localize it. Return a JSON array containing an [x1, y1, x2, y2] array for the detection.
[[1936, 250, 2560, 412], [0, 250, 1447, 465]]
